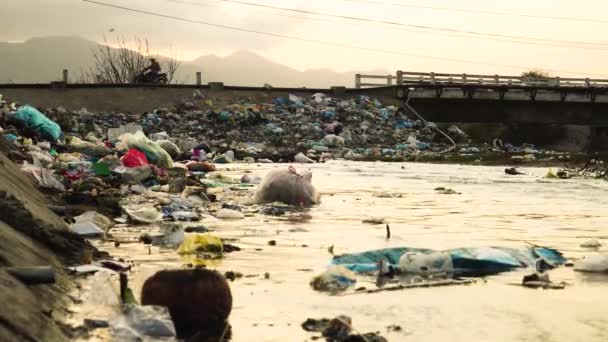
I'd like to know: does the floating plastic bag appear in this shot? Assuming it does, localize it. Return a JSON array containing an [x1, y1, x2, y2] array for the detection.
[[398, 252, 454, 275], [310, 265, 356, 292], [9, 105, 62, 141], [117, 131, 172, 169], [255, 166, 320, 206], [121, 149, 149, 167], [177, 233, 223, 254], [574, 254, 608, 273]]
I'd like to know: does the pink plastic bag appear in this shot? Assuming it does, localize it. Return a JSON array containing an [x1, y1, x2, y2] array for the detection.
[[121, 149, 149, 167]]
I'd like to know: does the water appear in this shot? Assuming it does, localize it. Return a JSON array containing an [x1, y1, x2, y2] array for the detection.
[[92, 161, 608, 341]]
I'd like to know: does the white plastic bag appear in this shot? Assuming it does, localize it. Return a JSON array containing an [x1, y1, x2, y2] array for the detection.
[[255, 166, 320, 206]]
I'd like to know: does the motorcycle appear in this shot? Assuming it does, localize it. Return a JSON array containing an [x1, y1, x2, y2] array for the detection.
[[132, 71, 168, 84]]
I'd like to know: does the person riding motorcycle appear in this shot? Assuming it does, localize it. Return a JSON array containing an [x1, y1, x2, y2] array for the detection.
[[143, 58, 161, 81]]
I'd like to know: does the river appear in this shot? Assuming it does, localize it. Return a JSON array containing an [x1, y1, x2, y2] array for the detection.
[[89, 161, 608, 341]]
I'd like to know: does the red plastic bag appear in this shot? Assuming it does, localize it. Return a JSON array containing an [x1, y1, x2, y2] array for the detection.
[[121, 149, 149, 167]]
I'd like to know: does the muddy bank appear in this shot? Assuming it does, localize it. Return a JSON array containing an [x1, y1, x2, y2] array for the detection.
[[0, 145, 92, 341]]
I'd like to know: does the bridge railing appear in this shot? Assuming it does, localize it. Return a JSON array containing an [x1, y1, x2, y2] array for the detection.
[[355, 71, 608, 88]]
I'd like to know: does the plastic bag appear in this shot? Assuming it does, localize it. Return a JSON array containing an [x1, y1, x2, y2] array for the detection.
[[294, 152, 314, 164], [156, 140, 182, 159], [125, 204, 163, 223], [574, 254, 608, 273], [398, 252, 454, 275], [117, 131, 173, 169], [9, 105, 62, 141], [322, 134, 345, 147], [310, 266, 356, 292], [68, 136, 109, 156], [121, 149, 149, 167], [177, 233, 223, 254], [216, 208, 244, 219], [255, 166, 320, 206]]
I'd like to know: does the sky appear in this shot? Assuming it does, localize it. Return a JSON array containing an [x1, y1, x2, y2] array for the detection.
[[3, 0, 608, 76]]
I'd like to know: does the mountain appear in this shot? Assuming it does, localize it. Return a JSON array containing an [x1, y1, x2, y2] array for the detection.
[[0, 37, 390, 87]]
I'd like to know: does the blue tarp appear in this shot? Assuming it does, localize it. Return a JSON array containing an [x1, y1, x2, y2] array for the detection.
[[331, 246, 566, 276]]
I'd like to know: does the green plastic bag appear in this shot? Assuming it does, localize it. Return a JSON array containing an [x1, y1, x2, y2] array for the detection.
[[10, 106, 62, 141]]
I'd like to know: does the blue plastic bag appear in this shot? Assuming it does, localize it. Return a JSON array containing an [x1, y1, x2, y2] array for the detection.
[[10, 106, 62, 141]]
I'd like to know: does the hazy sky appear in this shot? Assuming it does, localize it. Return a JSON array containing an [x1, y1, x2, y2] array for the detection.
[[3, 0, 608, 76]]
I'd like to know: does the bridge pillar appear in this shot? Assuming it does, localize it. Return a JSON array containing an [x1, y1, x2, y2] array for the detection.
[[355, 74, 361, 88], [396, 70, 403, 85], [196, 72, 202, 86], [62, 69, 68, 83]]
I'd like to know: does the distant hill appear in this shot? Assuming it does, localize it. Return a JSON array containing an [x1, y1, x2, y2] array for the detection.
[[0, 37, 390, 87]]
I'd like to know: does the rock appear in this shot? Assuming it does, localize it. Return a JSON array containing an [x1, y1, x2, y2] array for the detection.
[[141, 269, 232, 340]]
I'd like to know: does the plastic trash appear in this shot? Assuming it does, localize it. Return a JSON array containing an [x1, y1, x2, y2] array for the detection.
[[398, 251, 454, 275], [294, 152, 314, 163], [121, 149, 149, 168], [216, 208, 244, 219], [157, 140, 182, 159], [177, 233, 223, 254], [125, 204, 163, 223], [117, 131, 173, 169], [114, 165, 155, 183], [574, 254, 608, 273], [21, 159, 66, 191], [107, 124, 143, 143], [581, 239, 602, 248], [322, 135, 345, 147], [149, 131, 171, 141], [68, 136, 109, 156], [310, 265, 357, 292], [9, 105, 62, 141], [110, 304, 176, 341], [241, 174, 262, 184], [71, 211, 113, 236], [255, 167, 320, 206], [332, 246, 566, 276]]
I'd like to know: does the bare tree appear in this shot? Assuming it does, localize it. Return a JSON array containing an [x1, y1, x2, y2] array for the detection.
[[78, 36, 180, 84]]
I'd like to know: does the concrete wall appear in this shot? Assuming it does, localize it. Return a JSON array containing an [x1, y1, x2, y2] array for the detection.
[[0, 85, 401, 113]]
